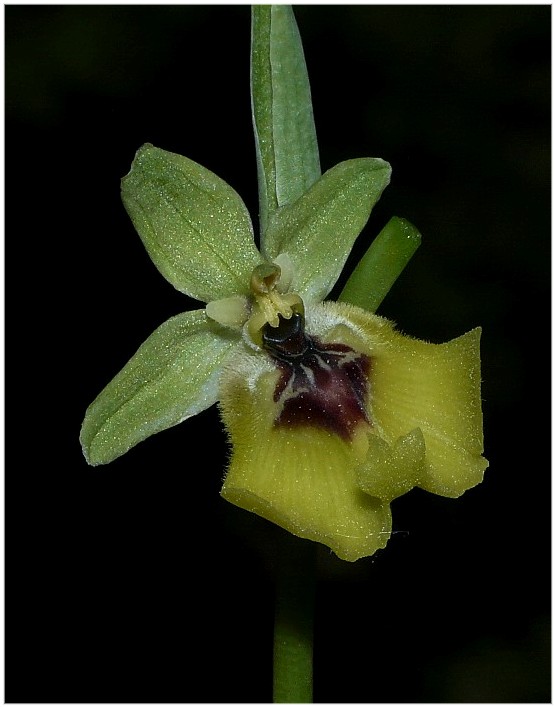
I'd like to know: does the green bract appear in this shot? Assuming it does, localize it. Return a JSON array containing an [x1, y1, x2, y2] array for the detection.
[[251, 5, 321, 232]]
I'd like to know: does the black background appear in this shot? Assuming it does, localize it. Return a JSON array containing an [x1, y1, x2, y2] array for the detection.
[[7, 5, 550, 703]]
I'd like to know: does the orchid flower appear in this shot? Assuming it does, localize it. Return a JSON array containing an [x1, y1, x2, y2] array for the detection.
[[80, 6, 487, 563], [80, 141, 487, 562]]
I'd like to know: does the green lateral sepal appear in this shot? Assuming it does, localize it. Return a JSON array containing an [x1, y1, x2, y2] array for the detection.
[[80, 309, 238, 465], [263, 158, 391, 302]]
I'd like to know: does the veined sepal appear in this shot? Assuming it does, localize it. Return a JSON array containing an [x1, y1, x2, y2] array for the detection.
[[121, 143, 264, 303], [80, 309, 239, 465], [262, 158, 391, 304]]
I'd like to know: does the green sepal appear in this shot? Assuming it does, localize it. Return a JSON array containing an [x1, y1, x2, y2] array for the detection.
[[121, 144, 263, 303], [251, 5, 320, 236], [80, 310, 238, 466], [263, 158, 391, 302], [339, 216, 422, 312]]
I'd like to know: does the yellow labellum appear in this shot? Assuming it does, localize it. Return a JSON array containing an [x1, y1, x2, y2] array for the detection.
[[218, 301, 487, 561], [321, 302, 488, 499], [219, 353, 391, 562]]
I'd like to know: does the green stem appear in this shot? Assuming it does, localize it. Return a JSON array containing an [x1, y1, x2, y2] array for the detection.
[[273, 539, 315, 703]]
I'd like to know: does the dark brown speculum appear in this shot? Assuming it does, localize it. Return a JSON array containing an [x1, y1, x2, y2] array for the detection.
[[262, 313, 371, 439]]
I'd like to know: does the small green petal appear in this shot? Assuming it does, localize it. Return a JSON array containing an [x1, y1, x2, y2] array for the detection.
[[263, 158, 391, 302], [218, 349, 392, 562], [121, 144, 263, 303], [205, 295, 249, 330], [80, 310, 238, 466]]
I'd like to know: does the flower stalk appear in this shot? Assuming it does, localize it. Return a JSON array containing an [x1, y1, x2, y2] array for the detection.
[[272, 539, 315, 703]]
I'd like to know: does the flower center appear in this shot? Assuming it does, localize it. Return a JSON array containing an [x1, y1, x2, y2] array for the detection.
[[247, 263, 304, 345], [204, 259, 302, 338], [262, 312, 371, 440]]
